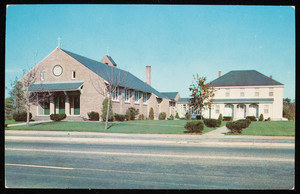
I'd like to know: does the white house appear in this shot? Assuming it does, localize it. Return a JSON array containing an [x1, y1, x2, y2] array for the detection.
[[201, 70, 284, 121]]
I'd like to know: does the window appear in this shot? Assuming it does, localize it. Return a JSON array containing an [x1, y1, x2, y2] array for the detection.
[[225, 88, 230, 97], [143, 93, 147, 104], [264, 105, 269, 114], [215, 105, 220, 114], [135, 91, 139, 103], [40, 72, 44, 80], [112, 87, 119, 101], [125, 89, 131, 103], [269, 88, 274, 96], [72, 71, 76, 79], [255, 88, 259, 97], [240, 88, 245, 97]]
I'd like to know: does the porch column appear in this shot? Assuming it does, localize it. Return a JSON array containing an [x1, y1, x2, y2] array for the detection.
[[233, 104, 238, 120], [245, 104, 250, 117], [65, 95, 70, 116], [50, 95, 55, 114]]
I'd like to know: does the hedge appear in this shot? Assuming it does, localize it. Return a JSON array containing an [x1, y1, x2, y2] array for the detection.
[[159, 112, 166, 120], [226, 119, 251, 134], [138, 114, 145, 120], [88, 111, 99, 121], [50, 114, 66, 121], [115, 113, 126, 121], [184, 121, 204, 133], [13, 111, 32, 122], [223, 116, 233, 121], [246, 116, 257, 121], [204, 119, 221, 128]]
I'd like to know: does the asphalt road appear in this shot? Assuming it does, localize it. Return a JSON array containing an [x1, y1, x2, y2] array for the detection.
[[5, 131, 295, 189]]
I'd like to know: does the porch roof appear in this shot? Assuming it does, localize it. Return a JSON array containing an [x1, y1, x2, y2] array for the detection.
[[28, 81, 84, 92], [213, 98, 274, 104]]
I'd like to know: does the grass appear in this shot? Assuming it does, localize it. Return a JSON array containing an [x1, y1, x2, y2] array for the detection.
[[5, 120, 23, 125], [5, 119, 225, 134], [237, 121, 295, 136]]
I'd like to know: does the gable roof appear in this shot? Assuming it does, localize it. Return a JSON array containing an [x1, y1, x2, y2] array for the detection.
[[61, 49, 167, 98], [161, 92, 179, 100], [211, 70, 284, 87]]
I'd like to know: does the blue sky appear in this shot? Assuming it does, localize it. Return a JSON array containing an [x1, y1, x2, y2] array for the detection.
[[5, 5, 295, 99]]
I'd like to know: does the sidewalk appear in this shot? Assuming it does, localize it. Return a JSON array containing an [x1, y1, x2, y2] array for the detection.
[[202, 126, 230, 137], [7, 120, 53, 127]]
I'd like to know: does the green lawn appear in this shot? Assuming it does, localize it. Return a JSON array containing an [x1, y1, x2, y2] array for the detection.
[[240, 121, 295, 136], [5, 120, 23, 125], [5, 120, 225, 134]]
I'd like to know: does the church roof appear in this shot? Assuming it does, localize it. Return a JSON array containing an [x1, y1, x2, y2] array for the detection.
[[211, 70, 284, 87], [61, 49, 168, 98], [161, 92, 179, 100]]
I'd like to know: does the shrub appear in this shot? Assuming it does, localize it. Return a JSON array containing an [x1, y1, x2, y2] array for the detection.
[[204, 119, 221, 128], [185, 113, 191, 120], [246, 116, 257, 121], [218, 114, 223, 121], [101, 98, 114, 122], [149, 107, 154, 120], [226, 119, 251, 134], [50, 113, 66, 121], [88, 111, 99, 121], [5, 124, 8, 128], [167, 114, 174, 120], [125, 112, 130, 121], [223, 116, 233, 121], [265, 117, 271, 121], [13, 111, 32, 122], [184, 121, 204, 133], [115, 113, 126, 121], [159, 112, 167, 120], [138, 114, 145, 120], [196, 115, 203, 120], [127, 107, 139, 120], [175, 112, 180, 119], [259, 114, 264, 121]]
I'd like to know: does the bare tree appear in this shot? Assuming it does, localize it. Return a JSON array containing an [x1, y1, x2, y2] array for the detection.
[[91, 65, 128, 129]]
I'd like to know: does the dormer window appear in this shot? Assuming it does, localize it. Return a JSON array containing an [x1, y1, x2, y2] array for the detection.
[[72, 71, 76, 79]]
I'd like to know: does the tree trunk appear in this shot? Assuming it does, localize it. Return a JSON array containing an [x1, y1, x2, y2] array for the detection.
[[26, 96, 30, 127], [105, 86, 112, 130]]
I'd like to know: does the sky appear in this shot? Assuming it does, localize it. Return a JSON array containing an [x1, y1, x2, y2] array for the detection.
[[5, 5, 295, 99]]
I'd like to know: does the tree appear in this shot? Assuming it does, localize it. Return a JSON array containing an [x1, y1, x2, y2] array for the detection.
[[283, 98, 295, 120], [189, 75, 215, 119], [8, 77, 26, 114], [5, 97, 15, 120], [91, 65, 128, 129], [101, 98, 114, 121]]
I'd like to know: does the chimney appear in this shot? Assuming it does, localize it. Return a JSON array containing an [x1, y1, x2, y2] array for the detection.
[[146, 66, 151, 85], [270, 75, 273, 79], [218, 70, 221, 78]]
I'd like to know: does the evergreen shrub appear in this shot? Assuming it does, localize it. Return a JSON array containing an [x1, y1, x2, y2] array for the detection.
[[204, 119, 221, 128], [159, 112, 166, 120], [138, 114, 145, 120], [13, 111, 32, 122], [185, 113, 192, 120], [184, 121, 204, 133], [218, 114, 223, 121], [175, 112, 180, 119], [88, 111, 99, 121], [246, 116, 257, 121], [126, 107, 139, 120], [223, 116, 233, 121], [167, 114, 174, 120], [101, 98, 114, 121], [50, 114, 66, 121], [115, 113, 126, 121], [259, 114, 264, 121], [149, 107, 154, 120]]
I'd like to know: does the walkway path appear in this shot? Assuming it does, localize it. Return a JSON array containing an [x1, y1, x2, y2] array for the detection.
[[7, 120, 53, 127], [202, 125, 230, 137]]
